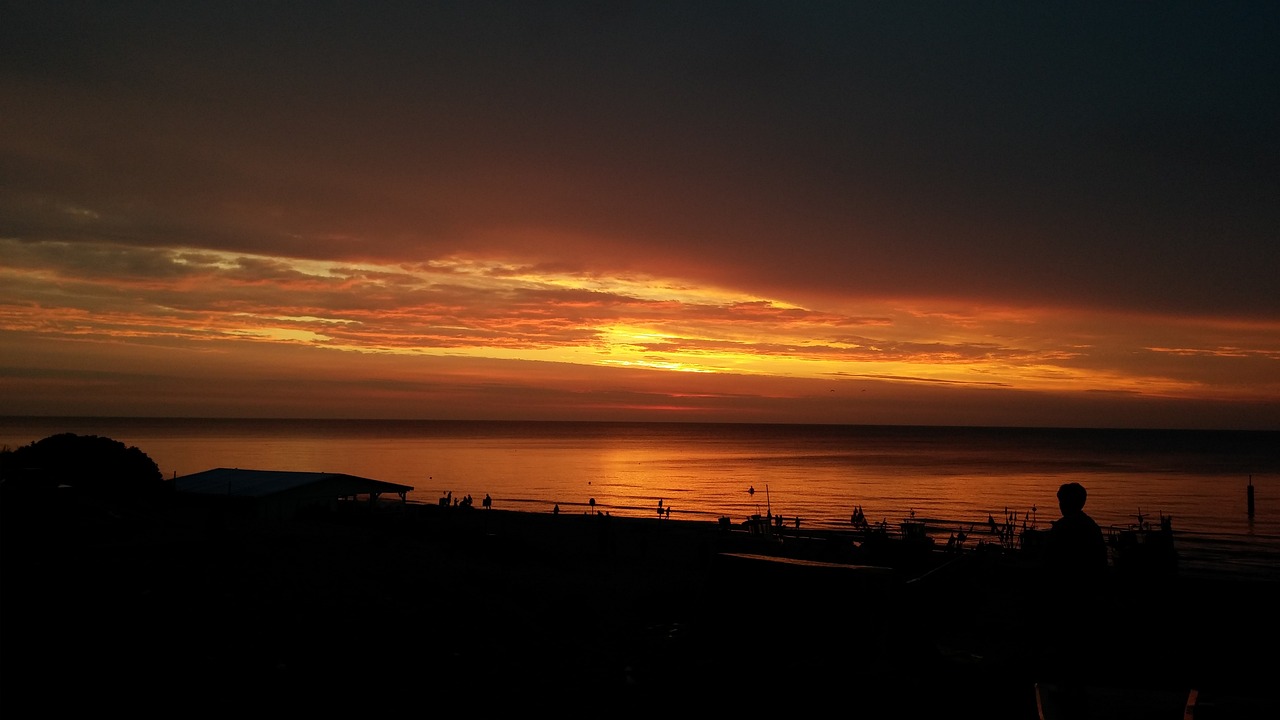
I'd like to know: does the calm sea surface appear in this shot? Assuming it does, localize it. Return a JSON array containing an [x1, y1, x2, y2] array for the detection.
[[4, 417, 1278, 582]]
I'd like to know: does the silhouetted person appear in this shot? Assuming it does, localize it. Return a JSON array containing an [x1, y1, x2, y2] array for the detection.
[[850, 506, 867, 530], [1041, 482, 1109, 710], [553, 503, 560, 515], [1045, 482, 1108, 583], [483, 493, 491, 510]]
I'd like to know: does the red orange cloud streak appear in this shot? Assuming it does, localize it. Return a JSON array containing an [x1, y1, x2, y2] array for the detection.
[[4, 4, 1277, 429], [2, 239, 1277, 429]]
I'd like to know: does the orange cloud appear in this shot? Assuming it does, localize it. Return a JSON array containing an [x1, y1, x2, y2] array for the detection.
[[2, 238, 1278, 428]]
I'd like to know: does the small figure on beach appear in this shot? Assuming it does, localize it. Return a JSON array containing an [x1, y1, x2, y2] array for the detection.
[[850, 505, 867, 529], [748, 485, 755, 496], [483, 493, 492, 510], [794, 516, 801, 529], [657, 498, 664, 517], [665, 506, 671, 519], [553, 503, 560, 515]]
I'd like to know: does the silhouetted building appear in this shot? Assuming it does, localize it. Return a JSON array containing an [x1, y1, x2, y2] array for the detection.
[[173, 467, 412, 522]]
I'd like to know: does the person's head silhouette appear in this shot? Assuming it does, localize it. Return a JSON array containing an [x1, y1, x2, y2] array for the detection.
[[1057, 482, 1088, 515]]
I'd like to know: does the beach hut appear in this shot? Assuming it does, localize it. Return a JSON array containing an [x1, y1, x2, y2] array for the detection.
[[173, 467, 413, 522]]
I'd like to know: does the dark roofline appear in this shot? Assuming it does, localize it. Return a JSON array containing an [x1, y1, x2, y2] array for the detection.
[[174, 468, 413, 499]]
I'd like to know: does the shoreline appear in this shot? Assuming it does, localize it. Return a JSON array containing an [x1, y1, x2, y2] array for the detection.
[[2, 500, 1276, 715]]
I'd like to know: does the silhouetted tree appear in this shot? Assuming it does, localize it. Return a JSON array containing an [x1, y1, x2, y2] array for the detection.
[[0, 433, 164, 502]]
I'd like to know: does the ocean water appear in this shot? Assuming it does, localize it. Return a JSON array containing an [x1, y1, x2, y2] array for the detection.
[[3, 417, 1278, 582]]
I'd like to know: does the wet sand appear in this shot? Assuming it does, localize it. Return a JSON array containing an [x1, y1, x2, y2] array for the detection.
[[2, 501, 1276, 717]]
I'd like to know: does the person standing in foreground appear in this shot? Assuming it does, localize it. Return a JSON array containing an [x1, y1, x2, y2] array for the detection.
[[1039, 482, 1110, 716], [1044, 482, 1108, 582]]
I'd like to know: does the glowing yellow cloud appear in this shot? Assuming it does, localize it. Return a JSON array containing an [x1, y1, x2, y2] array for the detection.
[[2, 238, 1278, 414]]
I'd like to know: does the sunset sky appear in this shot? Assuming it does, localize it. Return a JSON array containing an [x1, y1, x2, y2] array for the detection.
[[3, 2, 1278, 430]]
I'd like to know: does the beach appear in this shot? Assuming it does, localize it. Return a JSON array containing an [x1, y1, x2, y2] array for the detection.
[[3, 496, 1277, 718], [5, 418, 1278, 586]]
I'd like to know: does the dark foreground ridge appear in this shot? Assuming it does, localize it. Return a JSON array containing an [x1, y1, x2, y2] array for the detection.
[[3, 500, 1276, 717]]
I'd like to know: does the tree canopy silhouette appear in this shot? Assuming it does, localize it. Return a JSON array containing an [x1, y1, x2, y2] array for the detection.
[[1, 433, 164, 501]]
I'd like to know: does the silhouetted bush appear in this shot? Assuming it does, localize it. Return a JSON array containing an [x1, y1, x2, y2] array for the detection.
[[0, 433, 164, 503]]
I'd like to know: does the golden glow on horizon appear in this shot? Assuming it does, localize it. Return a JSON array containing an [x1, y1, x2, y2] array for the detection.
[[2, 238, 1279, 418]]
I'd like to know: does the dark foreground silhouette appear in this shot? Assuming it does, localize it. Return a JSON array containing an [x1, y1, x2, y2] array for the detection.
[[2, 498, 1275, 717]]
